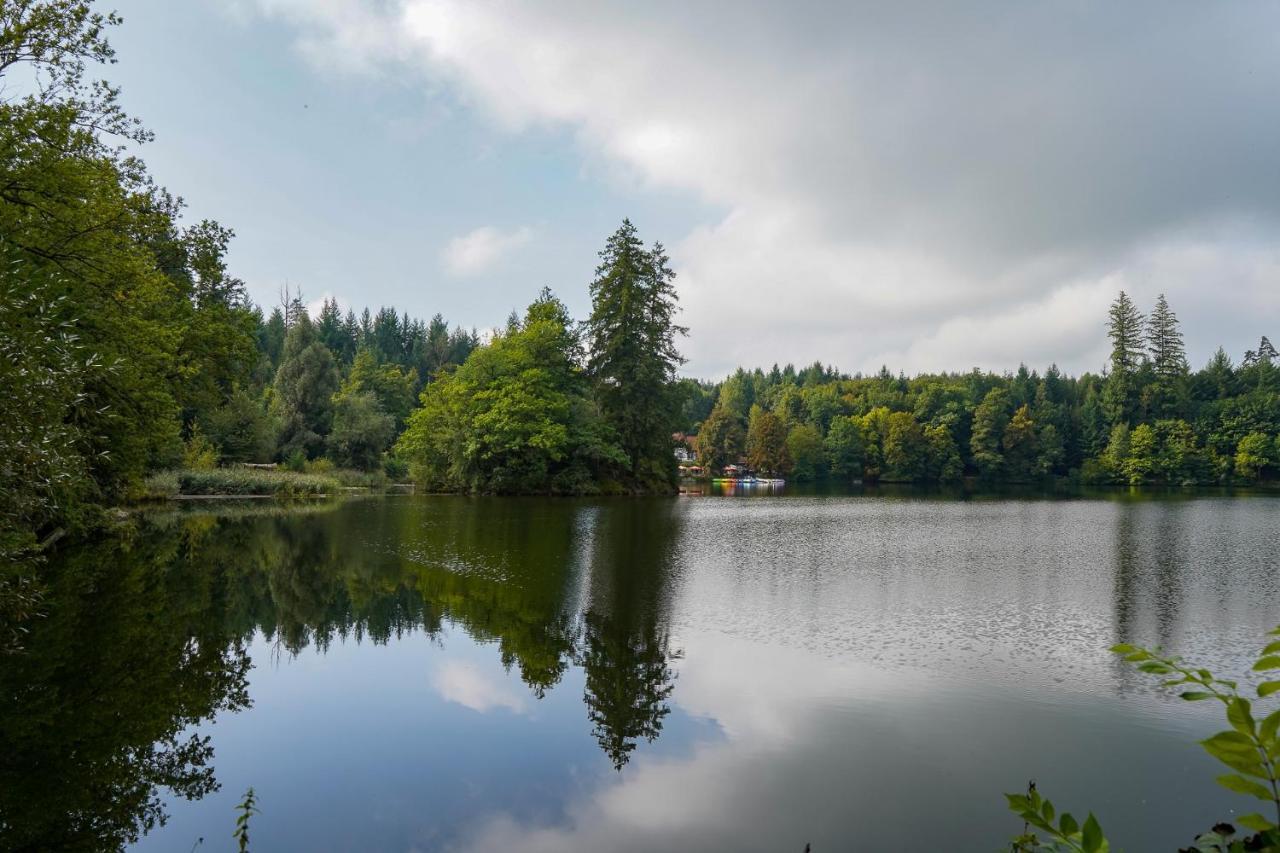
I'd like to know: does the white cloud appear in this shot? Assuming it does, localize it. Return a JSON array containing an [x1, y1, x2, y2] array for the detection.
[[442, 225, 534, 277], [432, 659, 527, 714], [304, 291, 345, 322], [232, 0, 1280, 376]]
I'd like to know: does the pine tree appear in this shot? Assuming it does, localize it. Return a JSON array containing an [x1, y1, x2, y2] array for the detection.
[[585, 220, 687, 487], [1102, 291, 1145, 425], [1144, 293, 1188, 419], [1146, 294, 1187, 380]]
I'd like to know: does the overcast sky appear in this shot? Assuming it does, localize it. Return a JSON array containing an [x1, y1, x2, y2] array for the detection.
[[109, 1, 1280, 379]]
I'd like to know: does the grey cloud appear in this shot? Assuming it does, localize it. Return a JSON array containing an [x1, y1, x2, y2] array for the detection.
[[239, 0, 1280, 376]]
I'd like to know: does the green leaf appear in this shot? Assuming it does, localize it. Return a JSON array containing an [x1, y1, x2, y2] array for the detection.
[[1005, 793, 1030, 811], [1259, 681, 1280, 698], [1202, 730, 1257, 752], [1137, 661, 1173, 674], [1228, 697, 1257, 735], [1110, 643, 1136, 654], [1081, 813, 1105, 853], [1215, 773, 1274, 801], [1236, 813, 1276, 832], [1059, 812, 1079, 837], [1181, 691, 1215, 701], [1210, 749, 1269, 779], [1253, 656, 1280, 672], [1262, 641, 1280, 656], [1261, 709, 1280, 745], [1200, 732, 1266, 776], [1042, 799, 1054, 824]]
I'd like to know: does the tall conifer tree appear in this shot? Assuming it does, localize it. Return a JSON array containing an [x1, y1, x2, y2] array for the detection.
[[1103, 291, 1145, 425], [585, 220, 687, 487], [1146, 293, 1187, 379]]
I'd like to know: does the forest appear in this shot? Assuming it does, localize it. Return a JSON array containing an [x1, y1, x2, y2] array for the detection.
[[3, 3, 1279, 564], [684, 293, 1279, 488]]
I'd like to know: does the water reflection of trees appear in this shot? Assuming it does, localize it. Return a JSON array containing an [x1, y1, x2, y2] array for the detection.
[[579, 500, 685, 769], [0, 531, 251, 852], [1, 499, 688, 847]]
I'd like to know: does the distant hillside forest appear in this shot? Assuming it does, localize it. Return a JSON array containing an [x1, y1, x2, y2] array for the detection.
[[3, 5, 1279, 560], [680, 293, 1279, 488]]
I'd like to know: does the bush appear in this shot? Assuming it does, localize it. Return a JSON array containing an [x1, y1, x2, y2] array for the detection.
[[202, 387, 276, 463], [284, 450, 307, 473], [383, 455, 409, 480], [182, 426, 220, 470]]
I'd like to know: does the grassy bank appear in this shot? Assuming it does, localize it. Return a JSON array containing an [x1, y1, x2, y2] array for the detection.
[[141, 468, 343, 499]]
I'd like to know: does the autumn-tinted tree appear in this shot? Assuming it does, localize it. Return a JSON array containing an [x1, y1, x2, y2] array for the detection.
[[746, 405, 791, 475]]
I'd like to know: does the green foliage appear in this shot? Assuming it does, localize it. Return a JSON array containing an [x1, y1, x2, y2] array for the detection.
[[233, 787, 259, 853], [971, 387, 1011, 479], [342, 346, 417, 430], [143, 467, 339, 498], [1012, 628, 1280, 852], [786, 423, 826, 481], [883, 411, 927, 481], [924, 423, 963, 482], [397, 290, 627, 494], [272, 313, 340, 460], [328, 391, 395, 471], [585, 220, 687, 489], [1104, 291, 1145, 425], [696, 406, 745, 472], [0, 253, 98, 556], [202, 386, 276, 464], [1235, 433, 1277, 482], [283, 450, 307, 473], [746, 405, 791, 475], [182, 425, 220, 470], [1007, 782, 1108, 853], [0, 528, 252, 850], [383, 454, 409, 480], [824, 415, 865, 482], [1002, 405, 1040, 481]]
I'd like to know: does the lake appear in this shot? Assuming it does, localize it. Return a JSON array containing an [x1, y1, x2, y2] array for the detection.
[[6, 489, 1280, 851]]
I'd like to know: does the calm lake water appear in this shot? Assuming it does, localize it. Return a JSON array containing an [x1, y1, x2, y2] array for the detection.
[[6, 489, 1280, 851]]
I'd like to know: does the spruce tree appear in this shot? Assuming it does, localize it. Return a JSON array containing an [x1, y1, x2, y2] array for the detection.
[[1146, 293, 1187, 380], [1143, 293, 1188, 419], [585, 220, 687, 487], [1102, 291, 1145, 425]]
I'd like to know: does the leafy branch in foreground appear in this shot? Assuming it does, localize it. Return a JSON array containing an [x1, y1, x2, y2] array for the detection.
[[232, 787, 259, 853], [1009, 626, 1280, 852], [1007, 780, 1107, 852]]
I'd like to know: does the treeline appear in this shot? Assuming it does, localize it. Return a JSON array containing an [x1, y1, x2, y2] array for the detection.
[[686, 294, 1279, 486], [220, 296, 478, 470]]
